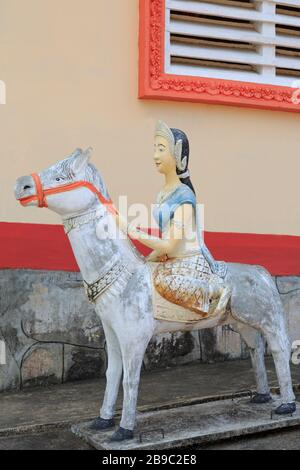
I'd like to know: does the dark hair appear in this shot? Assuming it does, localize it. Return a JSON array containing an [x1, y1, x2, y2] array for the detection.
[[170, 128, 195, 195]]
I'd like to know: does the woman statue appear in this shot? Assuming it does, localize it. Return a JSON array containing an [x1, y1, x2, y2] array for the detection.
[[117, 121, 231, 317]]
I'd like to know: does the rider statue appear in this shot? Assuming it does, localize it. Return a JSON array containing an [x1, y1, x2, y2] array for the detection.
[[117, 121, 231, 318], [14, 121, 297, 441]]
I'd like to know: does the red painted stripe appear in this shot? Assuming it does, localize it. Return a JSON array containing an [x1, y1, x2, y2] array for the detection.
[[0, 222, 299, 276], [0, 222, 79, 271], [205, 232, 300, 276]]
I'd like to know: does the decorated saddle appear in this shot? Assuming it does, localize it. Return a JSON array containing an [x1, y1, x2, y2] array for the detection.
[[147, 254, 230, 323], [148, 183, 230, 322]]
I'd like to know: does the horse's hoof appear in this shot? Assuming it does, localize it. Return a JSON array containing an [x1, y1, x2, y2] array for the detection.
[[250, 393, 272, 404], [275, 402, 296, 415], [110, 427, 134, 442], [88, 417, 115, 431]]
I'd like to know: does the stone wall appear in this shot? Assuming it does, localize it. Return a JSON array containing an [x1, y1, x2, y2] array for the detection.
[[0, 270, 299, 392]]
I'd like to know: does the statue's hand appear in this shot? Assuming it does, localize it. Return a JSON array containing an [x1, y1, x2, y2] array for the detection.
[[146, 251, 158, 262], [146, 252, 168, 262], [157, 254, 169, 262]]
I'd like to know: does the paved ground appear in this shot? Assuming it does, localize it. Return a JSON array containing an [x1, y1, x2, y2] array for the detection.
[[199, 425, 300, 450], [1, 422, 300, 451], [0, 358, 299, 450], [0, 430, 92, 450]]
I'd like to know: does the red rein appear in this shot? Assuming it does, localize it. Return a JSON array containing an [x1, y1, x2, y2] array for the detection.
[[19, 173, 118, 216]]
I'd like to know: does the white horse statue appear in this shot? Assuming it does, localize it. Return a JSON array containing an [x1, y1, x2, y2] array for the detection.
[[15, 148, 296, 442]]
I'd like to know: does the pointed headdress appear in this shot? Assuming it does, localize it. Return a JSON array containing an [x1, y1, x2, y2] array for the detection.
[[155, 121, 189, 177]]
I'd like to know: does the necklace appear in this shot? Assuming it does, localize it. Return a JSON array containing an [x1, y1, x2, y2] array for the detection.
[[156, 183, 182, 205]]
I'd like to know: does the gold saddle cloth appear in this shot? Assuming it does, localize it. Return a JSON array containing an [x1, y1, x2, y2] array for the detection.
[[147, 253, 225, 323]]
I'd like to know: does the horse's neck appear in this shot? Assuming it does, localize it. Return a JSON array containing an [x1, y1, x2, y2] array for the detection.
[[65, 210, 142, 284]]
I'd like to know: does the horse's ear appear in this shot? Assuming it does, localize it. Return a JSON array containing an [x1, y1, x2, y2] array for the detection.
[[84, 147, 93, 159], [71, 147, 92, 174], [71, 148, 83, 158]]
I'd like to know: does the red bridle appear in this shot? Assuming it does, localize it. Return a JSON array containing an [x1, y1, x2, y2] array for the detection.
[[19, 173, 118, 216]]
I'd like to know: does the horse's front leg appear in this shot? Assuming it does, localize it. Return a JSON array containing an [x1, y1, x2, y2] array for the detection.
[[89, 323, 122, 431], [110, 335, 150, 442]]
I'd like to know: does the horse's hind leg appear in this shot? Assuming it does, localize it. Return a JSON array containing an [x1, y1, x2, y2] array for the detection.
[[263, 325, 296, 414], [235, 323, 271, 403], [89, 323, 123, 431]]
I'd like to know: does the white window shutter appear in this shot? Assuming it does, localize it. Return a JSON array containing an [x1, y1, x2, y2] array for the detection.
[[165, 0, 300, 87]]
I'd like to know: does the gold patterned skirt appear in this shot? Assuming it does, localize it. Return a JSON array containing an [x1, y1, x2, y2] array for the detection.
[[153, 253, 225, 317]]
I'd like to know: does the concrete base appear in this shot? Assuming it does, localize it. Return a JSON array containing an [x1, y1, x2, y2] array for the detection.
[[71, 396, 300, 450]]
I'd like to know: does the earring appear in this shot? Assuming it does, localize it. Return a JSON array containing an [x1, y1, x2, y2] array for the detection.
[[174, 140, 188, 172]]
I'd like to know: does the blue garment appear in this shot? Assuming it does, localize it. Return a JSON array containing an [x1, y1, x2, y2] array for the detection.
[[153, 183, 196, 233], [152, 183, 228, 278]]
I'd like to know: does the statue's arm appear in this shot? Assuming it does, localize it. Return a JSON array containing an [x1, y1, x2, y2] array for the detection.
[[124, 204, 192, 256]]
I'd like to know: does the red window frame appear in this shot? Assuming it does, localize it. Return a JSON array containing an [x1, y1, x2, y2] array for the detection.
[[138, 0, 300, 113]]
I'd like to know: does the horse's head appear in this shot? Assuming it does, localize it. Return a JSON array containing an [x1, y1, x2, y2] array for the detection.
[[15, 148, 112, 218]]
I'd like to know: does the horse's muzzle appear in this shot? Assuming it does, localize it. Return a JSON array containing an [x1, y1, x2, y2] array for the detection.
[[14, 175, 36, 204]]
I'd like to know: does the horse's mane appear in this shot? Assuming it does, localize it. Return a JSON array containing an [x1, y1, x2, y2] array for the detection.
[[85, 163, 110, 200]]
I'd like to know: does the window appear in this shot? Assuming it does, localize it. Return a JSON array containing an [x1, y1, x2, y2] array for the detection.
[[139, 0, 300, 112]]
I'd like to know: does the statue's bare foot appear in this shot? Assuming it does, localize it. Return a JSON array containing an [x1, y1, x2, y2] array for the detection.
[[250, 393, 272, 404], [88, 417, 115, 431], [110, 427, 134, 442], [275, 402, 296, 415]]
